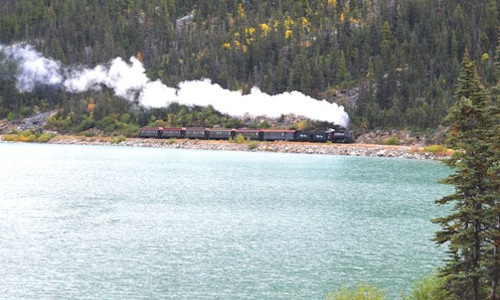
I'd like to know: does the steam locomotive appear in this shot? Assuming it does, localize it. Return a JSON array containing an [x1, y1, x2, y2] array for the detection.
[[139, 126, 355, 143]]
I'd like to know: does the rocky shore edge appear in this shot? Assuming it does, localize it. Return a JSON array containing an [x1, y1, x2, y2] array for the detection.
[[21, 136, 451, 160]]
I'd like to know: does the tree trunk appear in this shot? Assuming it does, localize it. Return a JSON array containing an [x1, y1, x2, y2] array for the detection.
[[491, 217, 499, 300], [473, 214, 481, 300]]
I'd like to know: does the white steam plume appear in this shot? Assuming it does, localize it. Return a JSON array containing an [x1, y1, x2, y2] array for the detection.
[[0, 43, 350, 127], [1, 44, 63, 92]]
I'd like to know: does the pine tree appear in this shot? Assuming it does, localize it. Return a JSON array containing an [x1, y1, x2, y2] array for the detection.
[[433, 50, 498, 300], [483, 42, 500, 300]]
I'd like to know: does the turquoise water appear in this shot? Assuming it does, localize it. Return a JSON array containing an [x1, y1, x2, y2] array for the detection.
[[0, 142, 452, 299]]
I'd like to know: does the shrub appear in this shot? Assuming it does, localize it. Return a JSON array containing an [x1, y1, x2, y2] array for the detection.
[[3, 134, 18, 141], [423, 144, 447, 154], [110, 135, 126, 144], [7, 112, 15, 121], [402, 274, 455, 300], [248, 141, 260, 150], [81, 131, 96, 137], [46, 115, 71, 132], [326, 284, 385, 300], [381, 136, 400, 145], [259, 120, 271, 129], [37, 133, 55, 143], [167, 138, 176, 144], [27, 134, 37, 142], [234, 133, 247, 144], [14, 131, 32, 142], [78, 117, 95, 132], [123, 124, 140, 137]]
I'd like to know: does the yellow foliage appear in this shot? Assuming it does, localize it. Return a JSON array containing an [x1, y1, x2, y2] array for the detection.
[[87, 98, 96, 114], [328, 0, 337, 7], [481, 53, 489, 61], [284, 16, 295, 29], [245, 27, 256, 36], [238, 3, 245, 18], [3, 134, 19, 141], [223, 43, 231, 49], [234, 32, 240, 38], [273, 20, 280, 31], [296, 120, 308, 131], [244, 27, 255, 44], [340, 13, 345, 23], [18, 135, 30, 142], [242, 45, 248, 53], [301, 17, 310, 27], [260, 23, 270, 37], [234, 40, 241, 48], [285, 29, 293, 39]]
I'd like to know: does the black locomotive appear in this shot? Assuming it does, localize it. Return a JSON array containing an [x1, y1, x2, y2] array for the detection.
[[140, 126, 355, 143]]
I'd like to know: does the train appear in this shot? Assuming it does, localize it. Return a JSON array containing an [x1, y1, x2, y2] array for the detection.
[[139, 126, 355, 143]]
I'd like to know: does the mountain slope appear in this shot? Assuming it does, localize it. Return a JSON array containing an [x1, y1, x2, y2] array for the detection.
[[0, 0, 498, 130]]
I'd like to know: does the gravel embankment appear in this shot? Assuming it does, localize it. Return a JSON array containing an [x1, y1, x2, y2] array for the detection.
[[41, 136, 448, 160]]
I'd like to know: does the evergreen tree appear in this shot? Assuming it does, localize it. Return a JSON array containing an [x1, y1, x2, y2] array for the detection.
[[433, 50, 498, 300], [484, 41, 500, 300]]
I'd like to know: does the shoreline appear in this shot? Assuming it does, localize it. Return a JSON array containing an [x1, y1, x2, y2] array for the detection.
[[0, 135, 449, 160]]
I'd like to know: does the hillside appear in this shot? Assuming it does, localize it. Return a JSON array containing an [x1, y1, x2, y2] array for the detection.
[[0, 0, 498, 133]]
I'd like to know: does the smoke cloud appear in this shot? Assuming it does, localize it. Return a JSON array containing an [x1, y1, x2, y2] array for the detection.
[[1, 44, 63, 92], [0, 43, 349, 127]]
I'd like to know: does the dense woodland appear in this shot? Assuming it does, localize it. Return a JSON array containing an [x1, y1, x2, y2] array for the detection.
[[0, 0, 498, 134]]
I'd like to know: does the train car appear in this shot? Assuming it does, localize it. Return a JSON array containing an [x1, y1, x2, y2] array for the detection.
[[310, 132, 329, 142], [261, 129, 296, 141], [139, 127, 161, 138], [208, 128, 235, 140], [160, 127, 185, 139], [296, 132, 313, 142], [234, 129, 262, 140], [185, 127, 209, 139], [296, 131, 328, 142]]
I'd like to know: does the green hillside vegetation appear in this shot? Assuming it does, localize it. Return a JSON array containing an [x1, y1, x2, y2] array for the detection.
[[0, 0, 498, 134]]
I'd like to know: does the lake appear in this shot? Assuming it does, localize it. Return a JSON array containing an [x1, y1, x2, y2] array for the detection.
[[0, 142, 452, 299]]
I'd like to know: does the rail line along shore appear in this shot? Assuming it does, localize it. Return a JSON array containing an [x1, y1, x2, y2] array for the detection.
[[4, 135, 451, 160]]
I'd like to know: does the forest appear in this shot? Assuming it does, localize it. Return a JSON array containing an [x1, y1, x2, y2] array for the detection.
[[0, 0, 498, 135]]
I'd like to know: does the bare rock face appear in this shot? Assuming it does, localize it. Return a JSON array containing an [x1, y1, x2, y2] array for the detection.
[[327, 87, 359, 110], [355, 130, 427, 146], [0, 110, 57, 133], [19, 111, 57, 130], [355, 126, 451, 146]]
